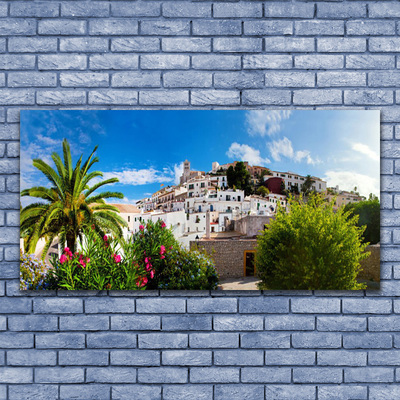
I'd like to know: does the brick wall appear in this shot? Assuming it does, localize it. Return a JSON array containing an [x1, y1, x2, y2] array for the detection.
[[0, 1, 399, 398]]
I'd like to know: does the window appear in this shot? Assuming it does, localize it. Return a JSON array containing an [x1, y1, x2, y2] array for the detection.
[[237, 196, 241, 201], [128, 216, 130, 222], [187, 202, 190, 208], [189, 184, 194, 190], [189, 192, 193, 198], [319, 184, 321, 189], [201, 183, 205, 188], [226, 195, 231, 201]]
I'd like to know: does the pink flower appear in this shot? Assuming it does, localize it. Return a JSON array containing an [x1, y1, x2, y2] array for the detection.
[[150, 270, 155, 279], [64, 247, 70, 253], [161, 255, 165, 259], [144, 257, 149, 264], [141, 277, 148, 287], [139, 225, 144, 231], [160, 245, 166, 255], [145, 264, 151, 271], [169, 246, 173, 250], [113, 254, 121, 263], [60, 254, 68, 264], [161, 221, 166, 228], [79, 259, 86, 268], [103, 235, 108, 241]]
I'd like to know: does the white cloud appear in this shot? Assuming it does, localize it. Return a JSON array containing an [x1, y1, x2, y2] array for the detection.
[[227, 142, 270, 166], [323, 170, 379, 198], [268, 137, 320, 165], [173, 162, 184, 185], [103, 168, 173, 186], [351, 142, 379, 161], [246, 110, 292, 137]]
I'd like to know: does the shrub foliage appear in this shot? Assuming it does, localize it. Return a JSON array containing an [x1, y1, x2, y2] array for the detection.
[[256, 194, 369, 290]]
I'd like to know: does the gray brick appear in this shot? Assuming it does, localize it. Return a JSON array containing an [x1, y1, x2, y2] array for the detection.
[[60, 38, 108, 53], [0, 194, 19, 209], [318, 350, 366, 366], [86, 367, 136, 383], [242, 367, 291, 383], [62, 2, 110, 17], [318, 72, 366, 87], [9, 37, 57, 53], [293, 367, 342, 383], [7, 349, 56, 366], [0, 73, 4, 87], [163, 385, 212, 400], [239, 297, 289, 313], [347, 20, 395, 36], [370, 38, 400, 53], [8, 72, 57, 88], [295, 55, 344, 69], [292, 333, 341, 349], [59, 350, 109, 366], [11, 2, 59, 17], [85, 298, 135, 313], [346, 55, 395, 69], [265, 71, 315, 88], [190, 332, 238, 348], [214, 3, 262, 18], [0, 367, 32, 383], [193, 20, 241, 36], [37, 90, 86, 105], [4, 246, 19, 260], [191, 90, 240, 106], [343, 299, 392, 314], [0, 333, 33, 348], [111, 315, 160, 330], [318, 386, 367, 400], [241, 332, 290, 349], [317, 3, 366, 19], [60, 385, 110, 400], [60, 315, 109, 330], [381, 193, 393, 209], [90, 19, 138, 35], [371, 386, 400, 400], [345, 367, 393, 383], [292, 298, 341, 313], [317, 316, 366, 331], [214, 315, 263, 331], [0, 3, 6, 17], [295, 20, 344, 36], [369, 316, 400, 331], [163, 2, 210, 18], [0, 55, 35, 70], [112, 2, 160, 17], [8, 315, 57, 331], [89, 89, 138, 105], [244, 21, 293, 36], [60, 72, 109, 88], [193, 367, 237, 383], [345, 89, 393, 105], [112, 38, 160, 53], [265, 315, 314, 331], [141, 55, 189, 70], [264, 37, 314, 53], [162, 38, 211, 53], [265, 350, 315, 366], [9, 385, 58, 400], [139, 333, 188, 349], [0, 297, 31, 313], [265, 385, 316, 400], [369, 350, 400, 366], [38, 54, 87, 70], [90, 54, 138, 70], [139, 90, 188, 105], [0, 19, 36, 36], [35, 367, 84, 383], [369, 2, 400, 18], [214, 38, 262, 53], [87, 332, 137, 348], [318, 38, 366, 53], [264, 2, 314, 18], [39, 19, 86, 35], [242, 89, 291, 105], [187, 298, 237, 313], [112, 385, 161, 400], [294, 89, 342, 105], [110, 350, 159, 366], [162, 350, 211, 366], [0, 226, 20, 241], [163, 71, 211, 88], [343, 333, 392, 349], [214, 349, 263, 366], [141, 21, 189, 36], [370, 71, 400, 87], [215, 385, 264, 400], [162, 315, 211, 331], [138, 367, 187, 383], [192, 55, 241, 70], [381, 229, 392, 244]]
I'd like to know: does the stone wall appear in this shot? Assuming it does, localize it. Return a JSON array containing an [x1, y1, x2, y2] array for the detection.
[[358, 244, 381, 282], [191, 239, 257, 278], [233, 215, 273, 237]]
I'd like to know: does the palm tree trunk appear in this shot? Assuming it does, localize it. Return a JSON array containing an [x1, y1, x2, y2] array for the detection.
[[66, 234, 76, 252]]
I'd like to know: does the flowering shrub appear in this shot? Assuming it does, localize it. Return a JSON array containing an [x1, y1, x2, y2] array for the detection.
[[128, 219, 219, 290], [47, 227, 148, 290], [20, 250, 51, 290]]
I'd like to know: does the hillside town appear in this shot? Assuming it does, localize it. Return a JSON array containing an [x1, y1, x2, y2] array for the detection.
[[111, 160, 365, 249]]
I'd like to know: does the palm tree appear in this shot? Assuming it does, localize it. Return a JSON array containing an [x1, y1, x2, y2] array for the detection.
[[21, 139, 127, 257], [301, 174, 315, 195]]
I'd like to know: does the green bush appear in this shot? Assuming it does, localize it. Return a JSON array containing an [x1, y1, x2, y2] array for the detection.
[[129, 219, 219, 290], [343, 197, 380, 244], [256, 194, 368, 290], [20, 250, 51, 290]]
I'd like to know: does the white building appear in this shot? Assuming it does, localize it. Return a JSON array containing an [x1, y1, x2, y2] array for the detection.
[[270, 171, 327, 193]]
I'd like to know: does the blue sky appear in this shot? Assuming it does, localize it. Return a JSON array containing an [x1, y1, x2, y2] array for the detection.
[[20, 110, 380, 205]]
